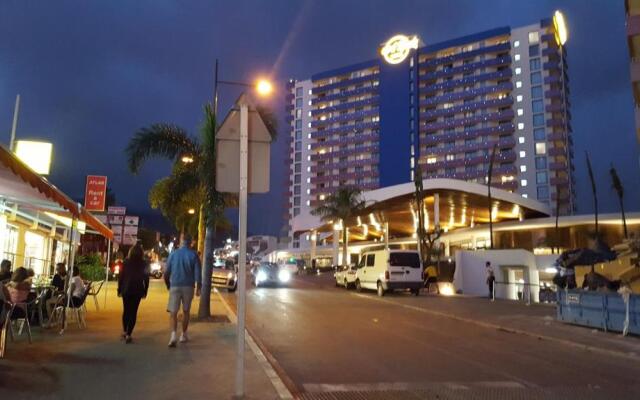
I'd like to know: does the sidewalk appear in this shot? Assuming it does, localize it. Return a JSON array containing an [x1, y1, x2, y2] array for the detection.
[[390, 293, 640, 359], [0, 281, 281, 400]]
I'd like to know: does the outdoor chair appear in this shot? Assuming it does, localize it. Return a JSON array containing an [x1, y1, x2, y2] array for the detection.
[[52, 281, 92, 330], [87, 280, 105, 311], [1, 298, 10, 358]]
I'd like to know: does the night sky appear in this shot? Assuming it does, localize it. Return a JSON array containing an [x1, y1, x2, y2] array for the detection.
[[1, 0, 638, 237]]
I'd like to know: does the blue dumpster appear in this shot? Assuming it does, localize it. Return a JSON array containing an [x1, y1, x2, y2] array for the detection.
[[557, 290, 640, 335]]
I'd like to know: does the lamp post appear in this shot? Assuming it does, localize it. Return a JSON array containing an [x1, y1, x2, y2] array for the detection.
[[210, 61, 273, 398]]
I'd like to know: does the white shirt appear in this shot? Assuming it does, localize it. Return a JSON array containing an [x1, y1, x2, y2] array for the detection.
[[69, 276, 85, 298]]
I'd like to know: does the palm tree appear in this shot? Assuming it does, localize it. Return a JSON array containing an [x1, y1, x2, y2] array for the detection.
[[585, 152, 599, 238], [126, 103, 277, 319], [610, 164, 628, 239], [311, 187, 366, 267]]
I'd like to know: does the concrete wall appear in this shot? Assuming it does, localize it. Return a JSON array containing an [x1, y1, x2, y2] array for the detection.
[[454, 249, 540, 302]]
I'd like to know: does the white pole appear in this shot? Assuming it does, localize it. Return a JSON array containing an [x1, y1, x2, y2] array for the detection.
[[104, 240, 112, 310], [10, 94, 20, 151], [384, 221, 389, 251], [235, 102, 249, 397]]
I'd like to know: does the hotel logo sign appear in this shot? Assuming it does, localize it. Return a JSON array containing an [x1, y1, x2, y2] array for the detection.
[[380, 34, 419, 64]]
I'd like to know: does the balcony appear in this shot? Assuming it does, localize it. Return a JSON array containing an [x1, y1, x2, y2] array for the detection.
[[419, 42, 511, 68], [631, 58, 640, 83], [310, 181, 379, 198], [311, 96, 379, 116], [311, 170, 379, 185], [310, 157, 379, 174], [544, 75, 561, 85], [421, 70, 513, 95], [545, 89, 563, 99], [548, 147, 567, 157], [423, 137, 516, 157], [310, 132, 379, 151], [545, 103, 564, 113], [313, 85, 378, 104], [311, 109, 379, 128], [420, 82, 513, 107], [628, 13, 640, 36], [421, 97, 513, 119], [310, 144, 379, 162], [542, 47, 560, 58], [547, 132, 566, 141], [546, 118, 565, 128], [420, 123, 515, 145], [550, 176, 569, 186], [420, 56, 511, 81], [421, 150, 516, 172], [311, 121, 379, 139], [421, 109, 514, 133], [549, 161, 567, 171], [313, 74, 380, 94]]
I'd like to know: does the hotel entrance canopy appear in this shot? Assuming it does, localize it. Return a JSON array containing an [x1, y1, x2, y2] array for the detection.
[[0, 144, 113, 239], [311, 179, 551, 243]]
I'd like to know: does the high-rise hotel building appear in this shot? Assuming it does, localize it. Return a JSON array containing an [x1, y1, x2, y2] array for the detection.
[[285, 15, 574, 248]]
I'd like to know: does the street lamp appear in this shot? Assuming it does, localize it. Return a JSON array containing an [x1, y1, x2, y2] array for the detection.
[[187, 208, 196, 215], [212, 59, 274, 117], [181, 155, 194, 164]]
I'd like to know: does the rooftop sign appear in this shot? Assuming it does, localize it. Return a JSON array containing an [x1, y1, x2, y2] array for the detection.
[[380, 34, 419, 64]]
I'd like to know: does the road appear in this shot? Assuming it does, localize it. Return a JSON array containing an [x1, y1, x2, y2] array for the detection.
[[220, 272, 640, 399]]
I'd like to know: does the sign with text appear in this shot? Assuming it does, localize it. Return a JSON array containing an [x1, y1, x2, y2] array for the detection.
[[111, 224, 123, 244], [123, 225, 138, 235], [108, 206, 126, 215], [108, 215, 124, 225], [124, 216, 139, 226], [84, 175, 107, 212]]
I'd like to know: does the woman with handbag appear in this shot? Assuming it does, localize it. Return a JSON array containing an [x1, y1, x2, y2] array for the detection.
[[118, 244, 149, 343]]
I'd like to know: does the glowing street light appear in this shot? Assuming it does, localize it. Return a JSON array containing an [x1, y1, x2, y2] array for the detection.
[[255, 79, 273, 96], [187, 208, 196, 215], [181, 155, 194, 164], [553, 10, 568, 46]]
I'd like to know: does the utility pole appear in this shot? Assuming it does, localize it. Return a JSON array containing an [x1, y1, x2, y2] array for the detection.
[[10, 94, 20, 150]]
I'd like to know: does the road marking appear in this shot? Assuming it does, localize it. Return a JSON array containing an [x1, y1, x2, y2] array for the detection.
[[352, 293, 640, 363], [216, 291, 295, 399], [302, 381, 525, 393]]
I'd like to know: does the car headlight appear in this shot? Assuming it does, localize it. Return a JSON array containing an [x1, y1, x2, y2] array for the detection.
[[227, 271, 234, 279], [256, 270, 267, 282], [278, 270, 291, 283]]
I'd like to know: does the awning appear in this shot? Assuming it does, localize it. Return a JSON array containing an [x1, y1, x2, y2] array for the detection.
[[0, 144, 113, 239]]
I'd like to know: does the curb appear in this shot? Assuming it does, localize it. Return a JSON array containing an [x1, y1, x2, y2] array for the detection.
[[216, 291, 298, 399], [352, 293, 640, 363]]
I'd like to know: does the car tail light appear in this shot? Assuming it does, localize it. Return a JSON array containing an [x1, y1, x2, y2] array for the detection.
[[385, 270, 390, 281]]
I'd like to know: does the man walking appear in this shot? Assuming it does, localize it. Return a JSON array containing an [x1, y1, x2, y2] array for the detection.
[[164, 235, 201, 347], [486, 261, 495, 300]]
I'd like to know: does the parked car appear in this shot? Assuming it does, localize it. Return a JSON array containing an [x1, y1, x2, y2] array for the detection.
[[212, 259, 237, 292], [354, 249, 423, 296], [334, 264, 358, 288], [252, 262, 292, 287]]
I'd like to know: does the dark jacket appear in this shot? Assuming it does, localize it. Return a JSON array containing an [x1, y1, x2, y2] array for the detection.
[[118, 258, 149, 298]]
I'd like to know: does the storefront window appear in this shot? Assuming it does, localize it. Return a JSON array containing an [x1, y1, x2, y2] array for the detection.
[[24, 231, 47, 276]]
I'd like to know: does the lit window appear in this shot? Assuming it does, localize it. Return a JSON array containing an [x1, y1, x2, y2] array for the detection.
[[516, 81, 522, 88], [308, 111, 312, 117], [518, 137, 525, 144], [319, 194, 325, 200], [308, 100, 312, 106], [307, 133, 312, 139], [516, 95, 523, 102], [519, 150, 526, 158], [307, 144, 311, 150], [446, 154, 455, 161], [308, 122, 312, 128], [535, 142, 546, 155], [308, 89, 313, 95], [514, 40, 520, 48], [520, 165, 527, 172], [443, 103, 453, 109], [522, 193, 528, 198], [306, 200, 310, 206], [306, 177, 311, 183], [517, 109, 524, 116], [514, 54, 521, 61], [518, 123, 525, 130], [528, 31, 540, 44], [515, 67, 522, 75], [427, 157, 437, 164], [521, 179, 528, 187], [306, 166, 311, 172]]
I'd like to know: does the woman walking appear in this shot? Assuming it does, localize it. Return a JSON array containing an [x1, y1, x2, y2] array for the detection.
[[118, 244, 149, 343]]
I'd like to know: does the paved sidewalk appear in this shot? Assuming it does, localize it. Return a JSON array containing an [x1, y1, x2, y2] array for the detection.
[[372, 292, 640, 359], [0, 281, 280, 400]]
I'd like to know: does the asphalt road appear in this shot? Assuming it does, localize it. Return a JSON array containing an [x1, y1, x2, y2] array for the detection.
[[220, 272, 640, 399]]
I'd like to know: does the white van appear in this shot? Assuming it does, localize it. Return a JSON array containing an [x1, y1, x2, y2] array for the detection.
[[355, 249, 423, 296]]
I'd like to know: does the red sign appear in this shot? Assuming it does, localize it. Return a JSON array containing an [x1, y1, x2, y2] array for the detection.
[[84, 175, 107, 212]]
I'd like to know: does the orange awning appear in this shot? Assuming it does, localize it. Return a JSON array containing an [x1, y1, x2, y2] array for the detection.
[[0, 144, 113, 240]]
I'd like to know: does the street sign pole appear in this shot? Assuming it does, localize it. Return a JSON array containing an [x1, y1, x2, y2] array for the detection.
[[235, 103, 249, 398]]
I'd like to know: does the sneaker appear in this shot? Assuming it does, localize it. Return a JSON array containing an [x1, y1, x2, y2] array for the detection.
[[168, 332, 177, 348], [179, 333, 189, 343]]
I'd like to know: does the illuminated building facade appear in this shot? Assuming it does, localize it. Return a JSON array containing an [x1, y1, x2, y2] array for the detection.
[[285, 15, 574, 248]]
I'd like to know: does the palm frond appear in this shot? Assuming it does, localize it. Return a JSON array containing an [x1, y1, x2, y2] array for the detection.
[[126, 124, 200, 174], [610, 164, 624, 198]]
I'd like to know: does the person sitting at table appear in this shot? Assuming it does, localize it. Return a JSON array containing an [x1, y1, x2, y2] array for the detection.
[[0, 259, 12, 283], [46, 263, 68, 318], [5, 267, 32, 307], [68, 267, 86, 307]]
